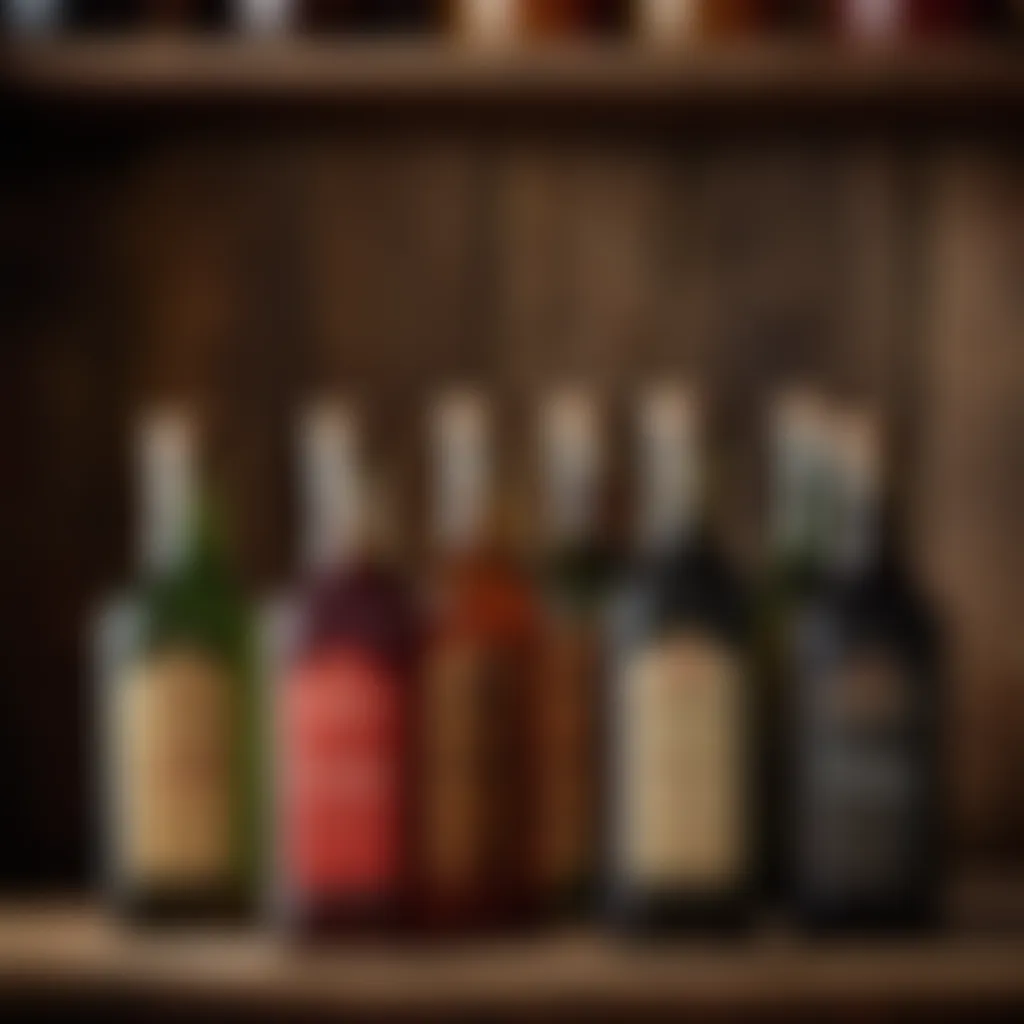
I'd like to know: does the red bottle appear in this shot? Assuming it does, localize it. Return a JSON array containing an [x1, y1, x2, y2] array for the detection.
[[274, 403, 418, 936], [415, 391, 539, 931]]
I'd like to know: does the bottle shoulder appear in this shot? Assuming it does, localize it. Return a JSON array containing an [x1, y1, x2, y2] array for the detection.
[[290, 558, 421, 667], [610, 536, 748, 645]]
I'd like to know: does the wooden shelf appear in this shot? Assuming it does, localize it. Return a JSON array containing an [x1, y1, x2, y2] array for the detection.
[[1, 39, 1023, 109], [3, 901, 1024, 1016]]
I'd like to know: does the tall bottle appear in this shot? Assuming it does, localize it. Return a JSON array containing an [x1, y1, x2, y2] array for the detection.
[[417, 390, 538, 931], [274, 403, 417, 936], [754, 388, 832, 898], [789, 406, 943, 931], [533, 389, 616, 920], [98, 411, 255, 922], [606, 386, 753, 933]]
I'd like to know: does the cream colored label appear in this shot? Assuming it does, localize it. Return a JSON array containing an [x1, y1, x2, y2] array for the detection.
[[622, 634, 745, 888], [117, 649, 235, 887]]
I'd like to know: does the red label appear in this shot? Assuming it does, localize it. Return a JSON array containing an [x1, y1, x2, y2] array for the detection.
[[281, 648, 401, 897]]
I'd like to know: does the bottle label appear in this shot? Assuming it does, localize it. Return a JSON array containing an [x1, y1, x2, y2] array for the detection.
[[116, 648, 236, 887], [535, 619, 596, 890], [281, 648, 401, 897], [421, 641, 521, 893], [800, 645, 920, 899], [620, 634, 746, 889]]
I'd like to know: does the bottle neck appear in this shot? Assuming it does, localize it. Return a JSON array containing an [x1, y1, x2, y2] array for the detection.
[[299, 407, 365, 575], [637, 392, 700, 554], [542, 394, 602, 549], [832, 461, 881, 577], [137, 415, 196, 579], [433, 396, 491, 555], [771, 415, 825, 568]]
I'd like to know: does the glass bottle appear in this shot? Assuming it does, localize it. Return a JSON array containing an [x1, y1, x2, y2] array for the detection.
[[753, 388, 833, 900], [416, 390, 539, 931], [274, 403, 417, 936], [98, 411, 255, 923], [533, 389, 617, 920], [789, 406, 943, 931], [606, 386, 753, 933]]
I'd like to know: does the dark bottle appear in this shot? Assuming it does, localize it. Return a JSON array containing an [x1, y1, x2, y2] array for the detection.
[[344, 0, 436, 32], [416, 390, 539, 932], [606, 387, 753, 934], [5, 0, 64, 34], [274, 403, 417, 937], [789, 407, 943, 932], [753, 389, 833, 898], [98, 411, 256, 924], [533, 390, 617, 920], [977, 0, 1024, 40]]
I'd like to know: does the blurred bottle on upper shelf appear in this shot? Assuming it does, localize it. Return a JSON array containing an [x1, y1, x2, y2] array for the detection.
[[57, 0, 230, 30], [451, 0, 627, 45], [835, 0, 974, 44], [605, 385, 754, 934], [94, 410, 257, 924], [4, 0, 64, 34], [788, 404, 944, 932], [233, 0, 294, 34], [297, 0, 437, 33], [416, 390, 539, 932], [976, 0, 1024, 40], [532, 388, 618, 922], [270, 402, 418, 937], [634, 0, 765, 45]]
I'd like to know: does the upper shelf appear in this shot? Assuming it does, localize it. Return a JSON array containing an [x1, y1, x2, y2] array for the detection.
[[2, 38, 1023, 110]]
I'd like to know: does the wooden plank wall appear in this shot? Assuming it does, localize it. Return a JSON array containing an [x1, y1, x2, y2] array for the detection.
[[0, 103, 1020, 885]]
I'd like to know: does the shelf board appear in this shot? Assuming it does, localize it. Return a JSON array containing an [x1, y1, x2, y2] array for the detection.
[[2, 39, 1023, 109], [3, 901, 1024, 1015]]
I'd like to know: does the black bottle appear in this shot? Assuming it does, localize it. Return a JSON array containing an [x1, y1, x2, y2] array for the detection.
[[789, 408, 943, 932], [606, 387, 753, 935]]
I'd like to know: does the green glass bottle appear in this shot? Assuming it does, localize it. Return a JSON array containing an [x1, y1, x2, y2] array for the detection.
[[533, 389, 617, 920], [754, 388, 833, 899], [101, 412, 256, 923]]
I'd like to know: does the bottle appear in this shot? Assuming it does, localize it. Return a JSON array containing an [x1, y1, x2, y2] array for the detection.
[[345, 1, 436, 33], [133, 1, 203, 28], [274, 403, 417, 936], [606, 386, 753, 934], [837, 0, 907, 44], [789, 406, 943, 931], [634, 0, 700, 45], [635, 0, 764, 43], [98, 411, 255, 923], [754, 388, 833, 899], [233, 0, 295, 33], [533, 389, 617, 920], [5, 0, 64, 34], [417, 390, 538, 931], [452, 0, 596, 44]]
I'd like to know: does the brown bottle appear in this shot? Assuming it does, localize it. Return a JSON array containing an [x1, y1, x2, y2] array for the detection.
[[416, 391, 539, 932]]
